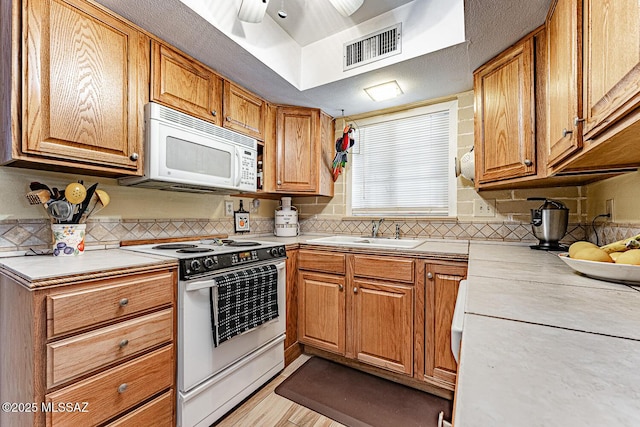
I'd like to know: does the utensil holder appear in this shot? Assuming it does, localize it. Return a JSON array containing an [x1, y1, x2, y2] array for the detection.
[[51, 224, 86, 256]]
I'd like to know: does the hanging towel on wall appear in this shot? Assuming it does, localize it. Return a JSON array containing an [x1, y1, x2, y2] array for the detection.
[[210, 264, 279, 346]]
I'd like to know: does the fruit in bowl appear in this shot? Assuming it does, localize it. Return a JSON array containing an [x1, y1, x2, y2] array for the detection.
[[568, 234, 640, 265]]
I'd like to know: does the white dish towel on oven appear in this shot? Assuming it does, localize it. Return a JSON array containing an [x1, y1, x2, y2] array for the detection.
[[210, 264, 279, 347]]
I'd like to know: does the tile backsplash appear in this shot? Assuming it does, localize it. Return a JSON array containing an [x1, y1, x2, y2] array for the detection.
[[12, 216, 640, 254]]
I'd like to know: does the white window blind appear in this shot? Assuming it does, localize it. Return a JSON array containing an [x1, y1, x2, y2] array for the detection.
[[350, 104, 455, 216]]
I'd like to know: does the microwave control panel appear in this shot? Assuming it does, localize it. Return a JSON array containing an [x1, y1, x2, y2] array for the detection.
[[239, 149, 257, 190]]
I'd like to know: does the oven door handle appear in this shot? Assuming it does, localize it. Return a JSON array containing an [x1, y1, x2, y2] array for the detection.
[[186, 279, 217, 292]]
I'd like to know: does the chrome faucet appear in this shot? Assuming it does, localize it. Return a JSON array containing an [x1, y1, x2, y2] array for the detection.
[[371, 218, 384, 237]]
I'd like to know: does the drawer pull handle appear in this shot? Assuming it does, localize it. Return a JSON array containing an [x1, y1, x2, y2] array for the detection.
[[118, 383, 128, 393], [119, 339, 129, 348], [119, 298, 129, 307]]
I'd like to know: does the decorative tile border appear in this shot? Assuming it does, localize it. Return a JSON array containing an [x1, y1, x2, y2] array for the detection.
[[0, 218, 275, 253], [301, 218, 588, 244], [2, 217, 637, 254]]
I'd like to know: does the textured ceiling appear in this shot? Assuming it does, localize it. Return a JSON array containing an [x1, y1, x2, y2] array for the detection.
[[96, 0, 551, 118]]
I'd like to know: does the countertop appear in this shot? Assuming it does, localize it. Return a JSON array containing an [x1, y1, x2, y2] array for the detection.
[[0, 249, 177, 287], [454, 242, 640, 426]]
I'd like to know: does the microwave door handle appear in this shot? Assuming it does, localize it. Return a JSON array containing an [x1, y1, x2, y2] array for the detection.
[[235, 149, 242, 187]]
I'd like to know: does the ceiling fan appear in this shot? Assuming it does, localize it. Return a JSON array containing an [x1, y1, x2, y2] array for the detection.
[[237, 0, 364, 23]]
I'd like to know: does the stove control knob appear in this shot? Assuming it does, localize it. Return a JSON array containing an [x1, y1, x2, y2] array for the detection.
[[278, 247, 286, 256], [203, 257, 215, 269], [190, 259, 202, 271], [270, 248, 279, 257]]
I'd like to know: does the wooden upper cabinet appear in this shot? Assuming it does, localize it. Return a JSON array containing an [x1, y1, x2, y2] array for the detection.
[[546, 0, 583, 167], [583, 0, 640, 139], [272, 106, 334, 196], [474, 37, 536, 184], [20, 0, 147, 175], [151, 40, 223, 127], [223, 81, 266, 141]]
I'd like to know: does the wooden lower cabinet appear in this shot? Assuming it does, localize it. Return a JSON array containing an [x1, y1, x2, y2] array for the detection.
[[415, 261, 467, 391], [283, 248, 302, 365], [298, 250, 416, 377], [0, 266, 178, 427], [298, 270, 346, 355], [352, 278, 413, 375]]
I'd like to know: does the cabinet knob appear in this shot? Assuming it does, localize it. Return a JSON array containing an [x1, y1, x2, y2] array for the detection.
[[117, 383, 128, 393], [562, 128, 573, 138], [574, 117, 585, 126], [427, 272, 433, 279], [119, 339, 129, 348], [277, 180, 282, 186], [353, 287, 358, 294], [338, 284, 343, 291], [211, 110, 217, 117], [119, 298, 129, 307], [129, 153, 139, 161], [524, 159, 533, 166], [226, 116, 232, 122]]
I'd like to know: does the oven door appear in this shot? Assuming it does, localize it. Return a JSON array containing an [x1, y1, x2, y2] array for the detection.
[[178, 260, 286, 392]]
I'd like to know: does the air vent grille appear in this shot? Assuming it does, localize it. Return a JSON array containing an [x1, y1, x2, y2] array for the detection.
[[344, 24, 402, 71], [156, 104, 256, 149]]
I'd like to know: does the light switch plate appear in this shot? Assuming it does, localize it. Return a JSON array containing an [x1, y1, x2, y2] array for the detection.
[[225, 200, 234, 217]]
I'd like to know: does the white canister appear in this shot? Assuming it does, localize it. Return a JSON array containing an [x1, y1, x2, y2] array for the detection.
[[274, 205, 299, 237]]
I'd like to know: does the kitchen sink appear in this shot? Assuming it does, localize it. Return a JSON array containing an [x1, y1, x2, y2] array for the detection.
[[306, 235, 426, 249]]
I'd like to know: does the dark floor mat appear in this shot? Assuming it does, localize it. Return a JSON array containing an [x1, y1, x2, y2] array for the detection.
[[275, 357, 453, 427]]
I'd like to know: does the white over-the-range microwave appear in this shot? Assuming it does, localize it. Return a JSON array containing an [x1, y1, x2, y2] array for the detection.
[[119, 102, 257, 193]]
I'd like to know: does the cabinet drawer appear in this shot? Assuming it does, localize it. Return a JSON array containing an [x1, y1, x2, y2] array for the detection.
[[45, 345, 174, 427], [298, 250, 345, 274], [47, 309, 173, 388], [353, 255, 414, 283], [105, 390, 173, 427], [47, 270, 175, 338]]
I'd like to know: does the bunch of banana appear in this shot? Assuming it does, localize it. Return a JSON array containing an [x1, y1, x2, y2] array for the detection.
[[600, 234, 640, 254]]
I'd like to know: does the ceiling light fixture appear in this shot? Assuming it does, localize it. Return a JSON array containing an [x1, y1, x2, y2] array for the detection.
[[329, 0, 364, 17], [364, 80, 403, 102], [237, 0, 269, 23]]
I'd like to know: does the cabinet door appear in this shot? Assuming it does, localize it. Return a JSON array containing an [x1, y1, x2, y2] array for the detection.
[[284, 249, 301, 365], [275, 107, 319, 193], [474, 38, 536, 183], [583, 0, 640, 139], [546, 0, 583, 166], [417, 262, 466, 390], [298, 271, 345, 355], [352, 279, 413, 375], [23, 0, 146, 174], [223, 81, 265, 140], [151, 41, 223, 126]]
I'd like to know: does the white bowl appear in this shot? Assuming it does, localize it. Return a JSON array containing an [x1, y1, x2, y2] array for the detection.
[[558, 253, 640, 285]]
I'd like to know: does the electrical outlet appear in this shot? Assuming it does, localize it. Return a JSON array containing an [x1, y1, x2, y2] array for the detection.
[[474, 199, 496, 217], [605, 199, 614, 220], [225, 200, 234, 217]]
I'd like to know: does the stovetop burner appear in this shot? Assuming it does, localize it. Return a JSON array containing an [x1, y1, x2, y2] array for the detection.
[[152, 243, 198, 250], [176, 247, 215, 253]]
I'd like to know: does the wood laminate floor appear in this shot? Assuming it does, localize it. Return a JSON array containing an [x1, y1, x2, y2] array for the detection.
[[214, 354, 345, 427]]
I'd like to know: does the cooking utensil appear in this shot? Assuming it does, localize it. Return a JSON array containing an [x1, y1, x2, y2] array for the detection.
[[82, 189, 110, 221], [72, 183, 98, 223], [65, 182, 87, 204], [29, 181, 53, 197], [25, 189, 51, 205], [47, 200, 74, 222]]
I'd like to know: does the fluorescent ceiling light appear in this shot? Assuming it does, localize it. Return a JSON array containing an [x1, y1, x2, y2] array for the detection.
[[364, 80, 403, 102], [329, 0, 364, 17], [238, 0, 269, 23]]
